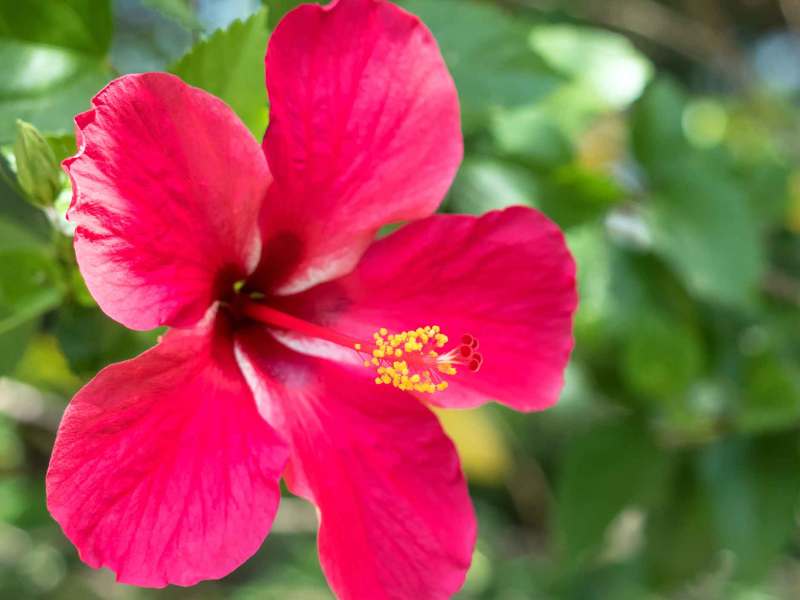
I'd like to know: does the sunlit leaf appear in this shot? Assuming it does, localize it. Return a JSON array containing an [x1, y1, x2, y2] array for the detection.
[[170, 7, 270, 138], [530, 24, 653, 109], [491, 105, 574, 168]]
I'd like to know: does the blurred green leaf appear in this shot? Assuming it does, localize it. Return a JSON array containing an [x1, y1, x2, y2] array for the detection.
[[14, 334, 80, 395], [491, 105, 574, 168], [170, 8, 270, 138], [0, 318, 37, 376], [447, 158, 539, 214], [645, 168, 764, 309], [621, 312, 705, 403], [0, 154, 49, 240], [530, 25, 652, 109], [556, 419, 670, 568], [538, 164, 624, 229], [567, 225, 613, 358], [0, 215, 43, 250], [699, 435, 800, 582], [739, 161, 791, 228], [631, 78, 687, 170], [400, 0, 561, 132], [0, 0, 111, 54], [448, 157, 621, 229], [0, 244, 62, 376], [0, 0, 114, 141], [644, 458, 717, 590], [54, 304, 160, 378], [630, 82, 766, 308], [13, 120, 61, 208], [736, 347, 800, 434], [0, 249, 62, 334]]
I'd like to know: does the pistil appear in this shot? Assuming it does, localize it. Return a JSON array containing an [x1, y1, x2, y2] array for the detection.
[[238, 298, 482, 395]]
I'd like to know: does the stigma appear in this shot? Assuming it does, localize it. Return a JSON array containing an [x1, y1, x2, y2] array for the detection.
[[357, 326, 482, 394]]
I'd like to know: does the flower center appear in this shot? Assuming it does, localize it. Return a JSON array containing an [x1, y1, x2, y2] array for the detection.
[[237, 298, 482, 395]]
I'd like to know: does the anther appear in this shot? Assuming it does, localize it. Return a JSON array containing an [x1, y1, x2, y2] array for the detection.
[[359, 326, 482, 394]]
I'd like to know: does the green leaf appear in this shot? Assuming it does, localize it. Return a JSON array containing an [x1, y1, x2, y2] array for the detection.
[[447, 158, 620, 229], [447, 158, 540, 215], [0, 248, 63, 336], [644, 458, 717, 590], [13, 120, 61, 208], [0, 242, 63, 376], [556, 419, 670, 568], [54, 304, 160, 378], [170, 8, 270, 138], [699, 435, 800, 582], [567, 224, 613, 353], [530, 25, 653, 109], [0, 318, 36, 376], [0, 155, 50, 241], [0, 0, 112, 55], [491, 105, 574, 168], [0, 215, 42, 251], [630, 78, 688, 171], [736, 348, 800, 434], [14, 333, 81, 395], [621, 312, 705, 403], [645, 166, 764, 309], [400, 0, 561, 132], [537, 164, 624, 229], [0, 1, 114, 141]]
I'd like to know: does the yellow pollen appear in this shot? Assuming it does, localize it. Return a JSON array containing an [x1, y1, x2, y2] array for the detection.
[[366, 325, 455, 394]]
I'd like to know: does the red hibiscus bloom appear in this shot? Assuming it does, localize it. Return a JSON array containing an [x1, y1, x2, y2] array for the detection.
[[46, 0, 577, 597]]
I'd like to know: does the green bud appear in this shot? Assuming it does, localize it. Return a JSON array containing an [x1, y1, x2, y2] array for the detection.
[[13, 119, 62, 209]]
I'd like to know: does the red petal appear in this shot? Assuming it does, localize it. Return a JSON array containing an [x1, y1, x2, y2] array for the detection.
[[253, 0, 462, 293], [46, 314, 288, 587], [65, 73, 271, 331], [280, 207, 578, 411], [236, 329, 476, 600]]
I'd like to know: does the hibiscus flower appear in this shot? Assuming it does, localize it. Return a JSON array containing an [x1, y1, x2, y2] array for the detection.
[[46, 0, 577, 597]]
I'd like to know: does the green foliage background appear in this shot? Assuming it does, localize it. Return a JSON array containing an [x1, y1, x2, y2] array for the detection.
[[1, 0, 799, 598]]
